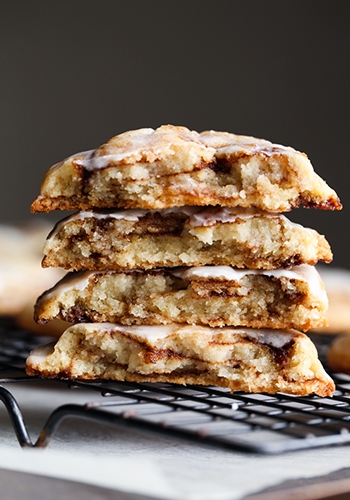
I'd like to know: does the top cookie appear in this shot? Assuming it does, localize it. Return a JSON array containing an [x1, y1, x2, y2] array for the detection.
[[31, 125, 341, 213]]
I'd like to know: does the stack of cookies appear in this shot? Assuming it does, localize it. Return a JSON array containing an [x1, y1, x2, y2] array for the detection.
[[26, 125, 341, 396]]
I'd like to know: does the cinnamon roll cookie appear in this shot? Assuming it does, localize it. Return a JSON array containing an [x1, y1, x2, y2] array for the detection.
[[41, 207, 332, 271], [30, 125, 341, 213], [26, 323, 335, 397], [34, 265, 328, 331]]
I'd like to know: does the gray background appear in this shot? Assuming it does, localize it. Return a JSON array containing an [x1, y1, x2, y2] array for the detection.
[[0, 1, 349, 268]]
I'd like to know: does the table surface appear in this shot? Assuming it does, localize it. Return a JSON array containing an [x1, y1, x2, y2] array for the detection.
[[0, 379, 350, 500], [0, 318, 349, 500]]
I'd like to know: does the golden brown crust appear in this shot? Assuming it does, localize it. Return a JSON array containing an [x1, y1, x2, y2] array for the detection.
[[26, 366, 334, 398], [30, 125, 342, 213], [25, 323, 335, 397]]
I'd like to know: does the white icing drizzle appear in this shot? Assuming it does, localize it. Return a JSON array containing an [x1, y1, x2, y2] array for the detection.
[[71, 209, 147, 222], [67, 323, 298, 348], [113, 324, 178, 343], [43, 271, 98, 300], [171, 264, 324, 299], [47, 206, 312, 244], [47, 206, 299, 245], [188, 207, 279, 227], [72, 128, 168, 171], [171, 265, 299, 281], [199, 130, 296, 156], [44, 264, 325, 305], [47, 206, 203, 241], [27, 324, 298, 367], [69, 149, 95, 161], [243, 329, 296, 348], [71, 206, 201, 221], [79, 153, 127, 171], [27, 342, 55, 365], [67, 128, 300, 173]]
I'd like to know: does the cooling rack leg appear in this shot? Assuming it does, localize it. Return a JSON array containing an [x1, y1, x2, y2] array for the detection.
[[0, 385, 34, 448], [33, 404, 127, 448]]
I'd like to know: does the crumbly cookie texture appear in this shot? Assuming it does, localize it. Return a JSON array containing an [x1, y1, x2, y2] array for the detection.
[[25, 323, 335, 397], [30, 125, 341, 213], [34, 265, 328, 331], [42, 207, 332, 271]]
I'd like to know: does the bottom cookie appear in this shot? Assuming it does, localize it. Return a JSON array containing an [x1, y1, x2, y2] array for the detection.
[[26, 323, 334, 396]]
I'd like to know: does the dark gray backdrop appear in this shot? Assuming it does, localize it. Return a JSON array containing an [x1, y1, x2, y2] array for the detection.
[[0, 1, 349, 268]]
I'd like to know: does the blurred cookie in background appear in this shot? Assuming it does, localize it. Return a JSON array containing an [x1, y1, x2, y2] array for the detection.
[[320, 266, 350, 374], [313, 266, 350, 334], [0, 221, 64, 321], [327, 334, 350, 374]]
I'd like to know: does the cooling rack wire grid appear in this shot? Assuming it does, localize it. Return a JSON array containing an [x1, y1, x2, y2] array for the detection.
[[0, 318, 349, 454]]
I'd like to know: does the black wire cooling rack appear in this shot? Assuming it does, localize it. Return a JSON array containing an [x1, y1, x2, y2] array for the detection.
[[1, 318, 350, 454]]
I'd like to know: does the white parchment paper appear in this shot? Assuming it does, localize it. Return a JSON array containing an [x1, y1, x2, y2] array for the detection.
[[0, 381, 349, 499]]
